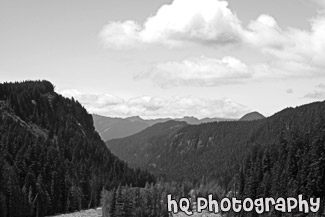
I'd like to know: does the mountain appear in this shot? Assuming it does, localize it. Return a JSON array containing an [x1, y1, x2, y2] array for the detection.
[[0, 81, 155, 217], [125, 115, 170, 125], [239, 111, 265, 121], [93, 114, 233, 141], [106, 101, 325, 195], [106, 120, 188, 169], [174, 116, 201, 125], [92, 114, 151, 141]]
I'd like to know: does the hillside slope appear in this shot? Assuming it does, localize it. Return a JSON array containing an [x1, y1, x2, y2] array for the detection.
[[107, 101, 325, 191], [106, 120, 188, 170], [93, 114, 152, 141], [0, 81, 154, 217]]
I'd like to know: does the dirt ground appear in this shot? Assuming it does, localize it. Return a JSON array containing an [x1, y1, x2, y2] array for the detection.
[[47, 208, 222, 217]]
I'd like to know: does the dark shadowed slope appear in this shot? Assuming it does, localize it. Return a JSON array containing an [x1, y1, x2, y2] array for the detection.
[[0, 81, 155, 217]]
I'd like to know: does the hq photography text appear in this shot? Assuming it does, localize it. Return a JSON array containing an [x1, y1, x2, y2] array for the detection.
[[167, 194, 321, 215]]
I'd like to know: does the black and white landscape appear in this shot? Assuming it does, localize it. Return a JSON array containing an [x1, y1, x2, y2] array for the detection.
[[1, 0, 325, 216]]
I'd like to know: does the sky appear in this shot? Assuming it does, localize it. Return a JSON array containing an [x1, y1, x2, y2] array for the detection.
[[1, 0, 325, 119]]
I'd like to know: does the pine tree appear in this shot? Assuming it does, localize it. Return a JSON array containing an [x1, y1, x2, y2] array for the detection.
[[114, 185, 125, 217], [108, 189, 116, 217]]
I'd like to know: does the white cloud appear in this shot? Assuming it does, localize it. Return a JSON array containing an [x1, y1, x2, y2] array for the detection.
[[136, 54, 322, 87], [138, 11, 325, 86], [137, 56, 254, 87], [100, 0, 325, 55], [59, 89, 250, 119], [100, 0, 243, 48], [100, 0, 325, 87], [60, 89, 124, 108], [245, 14, 289, 49], [99, 21, 142, 48], [259, 15, 325, 70], [243, 6, 325, 75], [304, 91, 325, 99]]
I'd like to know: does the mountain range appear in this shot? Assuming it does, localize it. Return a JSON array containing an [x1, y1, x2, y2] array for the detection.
[[106, 101, 325, 194], [93, 114, 238, 141]]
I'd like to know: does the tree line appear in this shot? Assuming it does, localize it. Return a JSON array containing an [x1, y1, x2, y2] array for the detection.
[[101, 180, 225, 217]]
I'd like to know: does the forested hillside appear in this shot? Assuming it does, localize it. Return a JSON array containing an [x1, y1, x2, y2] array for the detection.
[[0, 81, 155, 217], [106, 120, 188, 170], [239, 118, 325, 215], [106, 101, 325, 216], [107, 101, 325, 192]]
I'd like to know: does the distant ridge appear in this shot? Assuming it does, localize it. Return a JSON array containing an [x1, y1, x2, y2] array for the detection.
[[92, 114, 151, 142], [93, 114, 234, 141], [239, 111, 265, 121]]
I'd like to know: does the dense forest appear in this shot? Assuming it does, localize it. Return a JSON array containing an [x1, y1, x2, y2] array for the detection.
[[0, 81, 155, 217], [239, 124, 325, 216], [107, 100, 325, 216], [101, 180, 223, 217], [102, 183, 171, 217]]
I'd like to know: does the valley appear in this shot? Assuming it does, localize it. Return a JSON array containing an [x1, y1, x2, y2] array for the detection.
[[1, 81, 325, 217]]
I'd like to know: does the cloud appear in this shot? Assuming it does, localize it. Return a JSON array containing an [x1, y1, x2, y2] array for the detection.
[[137, 10, 325, 86], [136, 55, 320, 87], [100, 0, 243, 48], [304, 91, 325, 99], [59, 89, 250, 119], [100, 0, 325, 55], [241, 8, 325, 78], [137, 56, 254, 87], [60, 89, 124, 108], [99, 21, 143, 48], [259, 15, 325, 70], [316, 83, 325, 89], [303, 83, 325, 99], [304, 83, 325, 99], [245, 14, 288, 49], [286, 89, 294, 94], [100, 0, 325, 87]]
